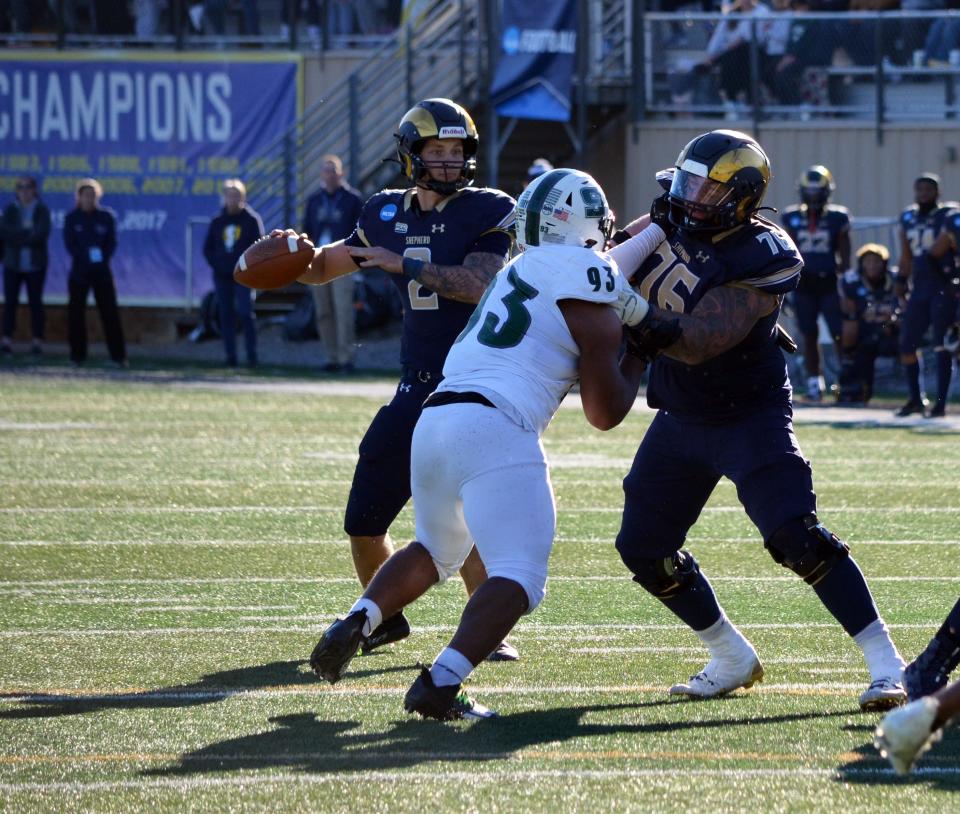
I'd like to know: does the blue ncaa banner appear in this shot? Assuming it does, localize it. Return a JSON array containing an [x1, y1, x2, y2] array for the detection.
[[490, 0, 578, 122], [0, 52, 301, 305]]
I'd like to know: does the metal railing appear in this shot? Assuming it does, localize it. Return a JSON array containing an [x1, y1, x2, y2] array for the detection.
[[240, 0, 483, 232]]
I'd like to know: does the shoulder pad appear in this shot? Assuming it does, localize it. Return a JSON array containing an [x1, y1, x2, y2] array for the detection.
[[842, 268, 859, 284], [828, 204, 850, 216]]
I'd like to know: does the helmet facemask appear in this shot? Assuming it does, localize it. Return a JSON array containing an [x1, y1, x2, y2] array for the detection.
[[395, 98, 479, 196], [515, 169, 613, 252]]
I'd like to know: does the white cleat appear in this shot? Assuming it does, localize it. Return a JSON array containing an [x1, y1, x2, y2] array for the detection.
[[670, 656, 764, 699], [874, 696, 942, 774], [859, 677, 908, 712]]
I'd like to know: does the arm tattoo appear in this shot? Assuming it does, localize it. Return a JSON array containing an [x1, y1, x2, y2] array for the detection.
[[661, 284, 778, 365], [414, 251, 506, 304]]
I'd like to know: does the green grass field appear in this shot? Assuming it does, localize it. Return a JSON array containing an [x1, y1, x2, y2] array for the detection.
[[1, 370, 958, 812]]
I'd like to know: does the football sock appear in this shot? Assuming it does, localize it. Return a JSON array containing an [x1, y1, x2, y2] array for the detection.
[[695, 613, 756, 662], [854, 618, 906, 682], [905, 361, 922, 402], [430, 647, 473, 688], [921, 599, 960, 675], [349, 598, 383, 638], [659, 569, 723, 631], [935, 350, 953, 406], [811, 556, 880, 637]]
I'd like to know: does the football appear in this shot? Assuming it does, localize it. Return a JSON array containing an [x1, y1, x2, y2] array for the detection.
[[233, 232, 314, 290]]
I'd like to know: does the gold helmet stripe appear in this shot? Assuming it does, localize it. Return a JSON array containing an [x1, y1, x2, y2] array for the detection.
[[709, 146, 771, 184]]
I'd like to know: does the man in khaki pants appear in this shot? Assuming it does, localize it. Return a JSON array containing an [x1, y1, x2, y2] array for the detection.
[[304, 155, 364, 372]]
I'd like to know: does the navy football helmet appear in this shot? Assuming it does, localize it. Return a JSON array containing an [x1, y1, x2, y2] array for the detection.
[[667, 130, 771, 233], [395, 98, 478, 196], [798, 165, 834, 209]]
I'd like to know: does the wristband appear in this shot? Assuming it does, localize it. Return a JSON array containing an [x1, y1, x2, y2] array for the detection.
[[402, 256, 425, 281]]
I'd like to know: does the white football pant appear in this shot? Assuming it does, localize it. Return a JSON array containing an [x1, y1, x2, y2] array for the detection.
[[411, 403, 555, 611]]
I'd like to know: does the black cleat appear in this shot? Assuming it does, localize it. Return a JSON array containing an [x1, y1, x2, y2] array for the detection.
[[309, 610, 367, 684], [928, 402, 947, 418], [895, 399, 928, 417], [485, 640, 519, 662], [360, 611, 411, 654], [403, 666, 497, 721], [904, 638, 960, 701]]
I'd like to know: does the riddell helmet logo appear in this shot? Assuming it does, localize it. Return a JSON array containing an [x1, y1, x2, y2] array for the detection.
[[438, 126, 467, 138]]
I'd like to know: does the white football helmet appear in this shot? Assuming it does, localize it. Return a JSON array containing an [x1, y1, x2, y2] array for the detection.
[[515, 168, 613, 251]]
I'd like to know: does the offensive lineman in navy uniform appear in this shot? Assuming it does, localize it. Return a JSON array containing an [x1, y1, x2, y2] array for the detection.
[[895, 174, 957, 417], [780, 165, 851, 401], [612, 130, 906, 710], [282, 98, 517, 661]]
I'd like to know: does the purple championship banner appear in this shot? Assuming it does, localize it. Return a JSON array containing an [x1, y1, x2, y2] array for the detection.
[[0, 52, 301, 306]]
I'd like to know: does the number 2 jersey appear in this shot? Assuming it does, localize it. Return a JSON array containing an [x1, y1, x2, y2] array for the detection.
[[344, 186, 516, 373], [635, 216, 803, 421], [436, 245, 626, 434]]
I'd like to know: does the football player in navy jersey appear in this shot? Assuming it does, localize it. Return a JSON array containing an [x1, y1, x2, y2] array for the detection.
[[611, 130, 906, 710], [279, 98, 518, 661], [895, 173, 957, 417], [919, 187, 960, 417], [835, 243, 901, 404], [780, 166, 851, 402]]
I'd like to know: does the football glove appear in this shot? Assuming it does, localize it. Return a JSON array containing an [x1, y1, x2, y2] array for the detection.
[[944, 323, 960, 355], [624, 309, 682, 362], [649, 193, 674, 239], [614, 287, 650, 327]]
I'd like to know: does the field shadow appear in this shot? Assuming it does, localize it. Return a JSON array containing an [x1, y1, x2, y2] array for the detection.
[[837, 721, 960, 789], [143, 704, 850, 778], [0, 659, 413, 720]]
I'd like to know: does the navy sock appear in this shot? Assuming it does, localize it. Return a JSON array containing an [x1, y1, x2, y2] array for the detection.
[[905, 361, 922, 402], [935, 350, 953, 405], [934, 598, 960, 645], [811, 556, 879, 637], [658, 570, 723, 632]]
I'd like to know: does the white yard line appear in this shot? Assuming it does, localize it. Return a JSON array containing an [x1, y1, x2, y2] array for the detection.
[[1, 766, 957, 795]]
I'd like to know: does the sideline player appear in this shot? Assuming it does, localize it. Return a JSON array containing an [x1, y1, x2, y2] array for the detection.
[[611, 130, 906, 711], [895, 173, 956, 417], [310, 169, 679, 719], [781, 165, 851, 401], [286, 98, 518, 657]]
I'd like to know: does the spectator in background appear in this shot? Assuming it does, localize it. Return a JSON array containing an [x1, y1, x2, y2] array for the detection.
[[922, 15, 960, 65], [836, 243, 901, 404], [522, 158, 554, 191], [203, 179, 263, 367], [303, 154, 363, 373], [698, 0, 772, 110], [1, 177, 50, 356], [770, 0, 836, 106], [64, 178, 127, 367], [281, 0, 322, 47]]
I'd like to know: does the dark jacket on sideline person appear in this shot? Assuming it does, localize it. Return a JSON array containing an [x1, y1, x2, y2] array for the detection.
[[1, 198, 51, 272], [63, 208, 117, 278], [203, 206, 264, 278]]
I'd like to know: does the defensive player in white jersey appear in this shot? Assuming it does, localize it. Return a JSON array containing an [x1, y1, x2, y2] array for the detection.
[[310, 169, 677, 720]]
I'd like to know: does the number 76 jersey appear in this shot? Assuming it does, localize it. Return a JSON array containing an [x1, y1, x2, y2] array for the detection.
[[636, 215, 803, 420], [436, 245, 626, 434]]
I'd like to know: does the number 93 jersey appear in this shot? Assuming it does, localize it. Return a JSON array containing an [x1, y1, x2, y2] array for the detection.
[[437, 245, 625, 434], [636, 216, 803, 420]]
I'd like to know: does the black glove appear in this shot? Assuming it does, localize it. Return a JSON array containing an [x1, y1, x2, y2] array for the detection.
[[649, 193, 674, 239], [624, 309, 682, 362]]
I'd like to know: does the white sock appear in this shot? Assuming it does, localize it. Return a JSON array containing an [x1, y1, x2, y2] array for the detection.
[[854, 618, 906, 682], [348, 598, 382, 638], [430, 647, 474, 688], [696, 614, 755, 662]]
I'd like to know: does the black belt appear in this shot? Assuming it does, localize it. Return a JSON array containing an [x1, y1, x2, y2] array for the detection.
[[402, 367, 441, 384], [422, 390, 495, 409]]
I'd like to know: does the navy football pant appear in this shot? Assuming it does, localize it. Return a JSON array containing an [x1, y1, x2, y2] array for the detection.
[[616, 405, 816, 559], [344, 370, 437, 537], [793, 282, 842, 341], [899, 288, 958, 355]]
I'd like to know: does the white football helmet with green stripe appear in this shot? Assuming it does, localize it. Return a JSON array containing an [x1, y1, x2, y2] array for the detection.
[[515, 168, 613, 252]]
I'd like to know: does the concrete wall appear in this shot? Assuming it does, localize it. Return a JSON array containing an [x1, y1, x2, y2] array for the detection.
[[622, 120, 960, 248]]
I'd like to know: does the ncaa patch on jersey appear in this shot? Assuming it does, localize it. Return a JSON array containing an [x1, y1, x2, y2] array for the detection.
[[380, 203, 398, 221], [394, 222, 408, 233]]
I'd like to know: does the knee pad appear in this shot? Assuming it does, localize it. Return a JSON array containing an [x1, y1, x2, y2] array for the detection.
[[626, 549, 700, 599], [765, 514, 849, 585]]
